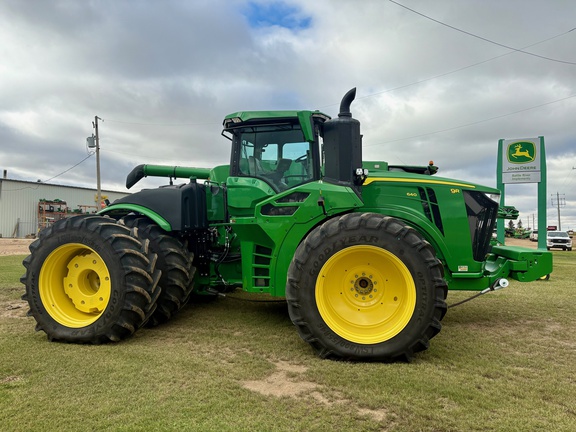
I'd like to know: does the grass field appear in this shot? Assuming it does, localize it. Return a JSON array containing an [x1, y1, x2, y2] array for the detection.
[[1, 252, 575, 431]]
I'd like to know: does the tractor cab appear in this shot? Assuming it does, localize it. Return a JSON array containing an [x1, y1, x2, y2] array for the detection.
[[222, 88, 366, 205], [222, 111, 327, 192]]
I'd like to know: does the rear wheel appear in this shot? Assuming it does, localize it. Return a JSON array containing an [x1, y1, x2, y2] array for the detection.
[[21, 215, 160, 343], [286, 213, 447, 361], [120, 215, 195, 326]]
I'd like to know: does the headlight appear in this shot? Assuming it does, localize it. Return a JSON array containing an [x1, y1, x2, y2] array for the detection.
[[485, 193, 501, 204], [223, 117, 243, 128]]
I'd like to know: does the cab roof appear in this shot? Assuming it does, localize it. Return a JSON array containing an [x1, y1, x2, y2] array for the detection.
[[222, 110, 330, 142]]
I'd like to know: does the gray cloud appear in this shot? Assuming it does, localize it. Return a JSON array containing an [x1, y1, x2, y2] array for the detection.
[[1, 0, 575, 228]]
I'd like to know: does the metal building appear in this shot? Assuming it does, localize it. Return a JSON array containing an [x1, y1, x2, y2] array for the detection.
[[0, 178, 128, 238]]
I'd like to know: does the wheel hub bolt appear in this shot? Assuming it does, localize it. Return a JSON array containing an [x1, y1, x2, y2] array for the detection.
[[354, 276, 374, 295]]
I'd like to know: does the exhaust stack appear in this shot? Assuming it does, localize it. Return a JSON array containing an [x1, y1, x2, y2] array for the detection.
[[338, 87, 356, 117], [322, 88, 364, 196]]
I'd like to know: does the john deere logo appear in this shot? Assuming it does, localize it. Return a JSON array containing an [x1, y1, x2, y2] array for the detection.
[[507, 141, 536, 164]]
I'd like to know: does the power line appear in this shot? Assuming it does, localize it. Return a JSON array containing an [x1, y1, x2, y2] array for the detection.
[[388, 0, 576, 65], [354, 28, 576, 102], [96, 91, 576, 150], [4, 153, 96, 191], [99, 26, 575, 130], [104, 147, 192, 165], [75, 21, 575, 151], [561, 166, 576, 188], [42, 153, 94, 183], [104, 118, 220, 127], [365, 93, 576, 146], [551, 192, 566, 230]]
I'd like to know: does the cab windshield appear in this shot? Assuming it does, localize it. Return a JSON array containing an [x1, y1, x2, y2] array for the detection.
[[234, 123, 315, 191]]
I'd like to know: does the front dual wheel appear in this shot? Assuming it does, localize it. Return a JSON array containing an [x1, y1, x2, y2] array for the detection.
[[286, 213, 448, 362]]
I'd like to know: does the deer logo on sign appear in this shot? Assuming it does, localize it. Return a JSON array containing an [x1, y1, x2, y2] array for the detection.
[[507, 141, 536, 163]]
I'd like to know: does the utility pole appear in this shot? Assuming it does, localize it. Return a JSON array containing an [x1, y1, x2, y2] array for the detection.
[[93, 116, 102, 208], [551, 192, 566, 231]]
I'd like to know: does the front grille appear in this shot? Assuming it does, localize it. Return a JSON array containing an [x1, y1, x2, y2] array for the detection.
[[418, 187, 444, 235], [463, 191, 498, 261]]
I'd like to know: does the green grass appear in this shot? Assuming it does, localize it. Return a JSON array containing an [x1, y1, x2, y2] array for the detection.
[[1, 252, 575, 431]]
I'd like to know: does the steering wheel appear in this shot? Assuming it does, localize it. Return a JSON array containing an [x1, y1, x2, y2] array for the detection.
[[294, 155, 307, 163]]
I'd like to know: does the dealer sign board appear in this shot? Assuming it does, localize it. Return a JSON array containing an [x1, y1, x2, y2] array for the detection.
[[496, 136, 546, 248], [500, 137, 542, 184]]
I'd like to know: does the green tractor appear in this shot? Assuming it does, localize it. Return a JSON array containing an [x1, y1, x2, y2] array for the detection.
[[21, 89, 552, 361]]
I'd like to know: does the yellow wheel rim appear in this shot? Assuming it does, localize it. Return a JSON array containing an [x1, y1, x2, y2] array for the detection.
[[39, 243, 112, 328], [315, 245, 416, 344]]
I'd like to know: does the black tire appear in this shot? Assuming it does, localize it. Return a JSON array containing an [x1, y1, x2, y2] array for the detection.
[[286, 213, 448, 362], [120, 215, 195, 326], [21, 215, 160, 343]]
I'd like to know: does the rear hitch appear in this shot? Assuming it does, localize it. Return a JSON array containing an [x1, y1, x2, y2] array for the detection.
[[491, 278, 509, 290], [448, 278, 509, 309]]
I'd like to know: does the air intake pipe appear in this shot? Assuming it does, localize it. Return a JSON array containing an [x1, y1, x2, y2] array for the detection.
[[322, 88, 364, 196]]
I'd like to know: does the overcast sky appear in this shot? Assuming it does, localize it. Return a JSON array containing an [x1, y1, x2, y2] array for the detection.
[[1, 0, 575, 229]]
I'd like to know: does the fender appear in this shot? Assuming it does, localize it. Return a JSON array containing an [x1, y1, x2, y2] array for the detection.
[[100, 182, 208, 232], [100, 203, 172, 231]]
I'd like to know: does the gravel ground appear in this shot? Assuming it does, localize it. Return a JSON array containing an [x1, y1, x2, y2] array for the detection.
[[495, 237, 538, 249], [0, 238, 35, 256]]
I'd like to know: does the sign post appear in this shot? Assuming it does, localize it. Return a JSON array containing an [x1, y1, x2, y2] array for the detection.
[[497, 137, 547, 249]]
